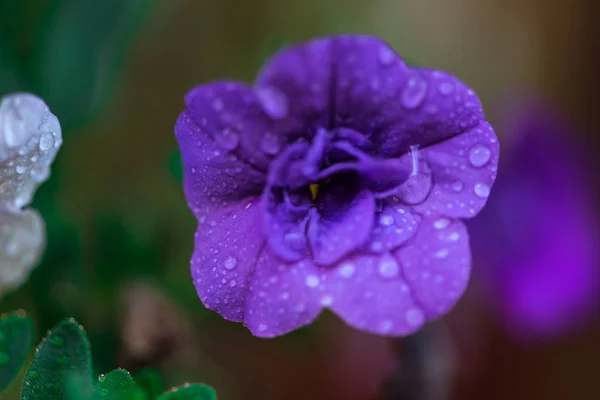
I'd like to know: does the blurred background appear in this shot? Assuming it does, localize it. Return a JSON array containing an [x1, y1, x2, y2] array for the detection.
[[1, 0, 599, 399]]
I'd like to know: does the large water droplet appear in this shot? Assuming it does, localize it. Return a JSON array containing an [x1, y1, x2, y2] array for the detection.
[[401, 76, 428, 109], [435, 248, 449, 259], [216, 128, 239, 150], [320, 295, 333, 306], [260, 132, 281, 155], [223, 255, 237, 270], [474, 182, 490, 198], [378, 253, 399, 278], [469, 145, 492, 167], [256, 86, 289, 120]]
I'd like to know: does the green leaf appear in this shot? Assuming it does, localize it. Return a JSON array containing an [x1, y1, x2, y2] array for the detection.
[[22, 318, 93, 400], [30, 0, 154, 130], [133, 368, 163, 400], [95, 369, 146, 400], [157, 384, 217, 400], [0, 311, 34, 392]]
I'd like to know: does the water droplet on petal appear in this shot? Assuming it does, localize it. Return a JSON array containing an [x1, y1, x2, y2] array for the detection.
[[258, 323, 268, 332], [320, 295, 333, 306], [338, 262, 355, 278], [379, 213, 394, 226], [405, 308, 425, 327], [446, 232, 460, 242], [439, 82, 454, 96], [474, 182, 490, 198], [401, 76, 428, 109], [469, 145, 492, 167], [378, 46, 395, 65], [260, 132, 281, 155], [435, 248, 449, 259], [212, 97, 224, 111], [224, 255, 237, 270], [229, 280, 237, 287], [451, 181, 463, 192], [379, 319, 394, 333], [305, 275, 320, 288], [216, 128, 240, 150], [378, 253, 399, 278], [434, 218, 450, 229], [38, 133, 54, 151], [256, 86, 289, 120], [15, 165, 25, 174]]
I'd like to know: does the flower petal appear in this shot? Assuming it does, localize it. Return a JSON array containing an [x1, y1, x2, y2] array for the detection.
[[412, 121, 499, 218], [190, 198, 264, 322], [244, 249, 322, 337], [184, 82, 291, 171], [307, 179, 375, 266], [255, 38, 333, 135], [367, 203, 420, 253], [175, 111, 265, 214], [324, 253, 425, 336], [395, 216, 471, 319]]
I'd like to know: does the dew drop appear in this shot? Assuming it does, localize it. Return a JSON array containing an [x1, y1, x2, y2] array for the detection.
[[435, 248, 449, 259], [379, 213, 394, 226], [378, 253, 399, 278], [320, 295, 333, 306], [258, 323, 268, 332], [439, 82, 455, 96], [212, 97, 224, 111], [405, 308, 425, 327], [260, 132, 281, 155], [401, 76, 428, 109], [379, 319, 394, 333], [378, 46, 395, 65], [434, 218, 450, 230], [451, 181, 463, 192], [38, 133, 54, 151], [216, 128, 240, 150], [305, 275, 320, 288], [447, 232, 460, 242], [469, 145, 492, 167], [474, 182, 490, 198], [338, 262, 355, 278], [224, 255, 237, 270], [15, 165, 25, 174], [229, 280, 237, 287], [256, 86, 289, 120]]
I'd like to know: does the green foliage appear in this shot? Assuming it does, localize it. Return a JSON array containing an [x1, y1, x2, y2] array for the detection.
[[0, 311, 34, 392], [156, 384, 217, 400], [0, 314, 217, 399], [22, 318, 93, 399]]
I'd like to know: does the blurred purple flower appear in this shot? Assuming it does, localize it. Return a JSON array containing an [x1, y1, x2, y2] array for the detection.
[[175, 35, 498, 337], [468, 101, 599, 341]]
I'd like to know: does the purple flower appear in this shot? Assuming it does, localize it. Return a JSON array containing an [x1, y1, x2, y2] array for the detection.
[[468, 101, 599, 341], [175, 35, 499, 337]]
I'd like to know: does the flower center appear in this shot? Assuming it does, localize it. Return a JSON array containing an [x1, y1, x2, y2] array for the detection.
[[262, 127, 432, 266]]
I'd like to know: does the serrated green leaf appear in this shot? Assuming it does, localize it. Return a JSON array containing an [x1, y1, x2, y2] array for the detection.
[[95, 369, 146, 400], [0, 311, 33, 392], [157, 384, 217, 400], [133, 368, 163, 400], [21, 318, 93, 400], [30, 0, 154, 130]]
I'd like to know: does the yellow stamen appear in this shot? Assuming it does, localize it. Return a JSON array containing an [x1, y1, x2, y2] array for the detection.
[[310, 184, 319, 200]]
